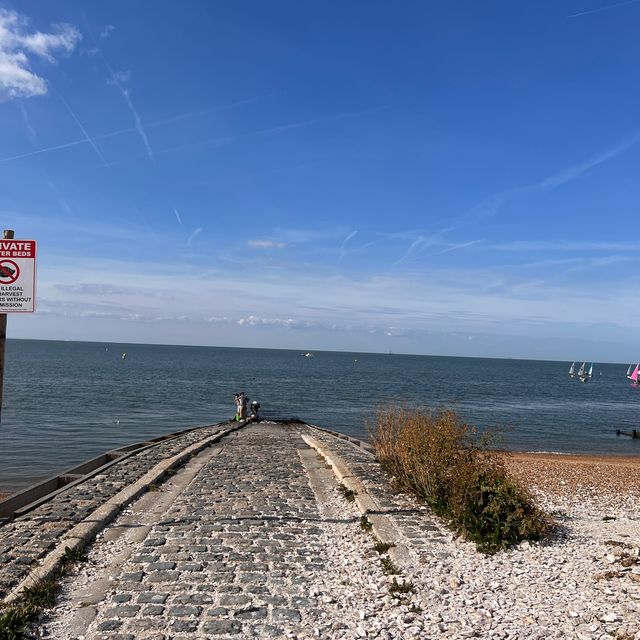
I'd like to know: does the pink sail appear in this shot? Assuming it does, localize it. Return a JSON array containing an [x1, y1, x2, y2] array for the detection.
[[629, 364, 639, 383]]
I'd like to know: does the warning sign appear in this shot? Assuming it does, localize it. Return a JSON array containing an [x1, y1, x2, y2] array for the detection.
[[0, 240, 36, 312]]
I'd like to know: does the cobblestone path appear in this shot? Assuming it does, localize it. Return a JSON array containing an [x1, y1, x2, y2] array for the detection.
[[80, 423, 347, 639], [0, 424, 227, 599]]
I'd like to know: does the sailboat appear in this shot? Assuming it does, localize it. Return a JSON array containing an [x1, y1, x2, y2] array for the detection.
[[569, 362, 576, 378], [627, 363, 639, 388], [577, 362, 593, 383]]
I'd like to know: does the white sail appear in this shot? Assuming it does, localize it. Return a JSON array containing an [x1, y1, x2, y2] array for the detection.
[[578, 362, 586, 377], [627, 364, 633, 376], [569, 362, 575, 376], [588, 363, 593, 377]]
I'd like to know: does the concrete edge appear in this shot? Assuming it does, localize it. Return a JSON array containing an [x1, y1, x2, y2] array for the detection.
[[303, 423, 375, 456], [300, 433, 417, 573], [3, 422, 247, 606]]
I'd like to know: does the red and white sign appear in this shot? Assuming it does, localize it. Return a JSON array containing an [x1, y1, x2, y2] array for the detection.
[[0, 239, 36, 312]]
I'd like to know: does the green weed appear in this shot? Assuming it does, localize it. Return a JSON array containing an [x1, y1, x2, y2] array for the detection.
[[374, 541, 395, 554], [389, 578, 415, 595], [337, 484, 357, 502], [359, 515, 373, 532], [381, 557, 401, 575]]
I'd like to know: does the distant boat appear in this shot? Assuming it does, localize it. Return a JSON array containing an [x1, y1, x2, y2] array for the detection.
[[121, 352, 127, 360], [578, 362, 593, 383], [627, 363, 639, 387], [302, 352, 314, 358], [627, 364, 633, 377], [569, 362, 576, 378]]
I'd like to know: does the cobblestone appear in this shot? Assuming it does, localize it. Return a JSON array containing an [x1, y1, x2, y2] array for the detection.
[[0, 423, 228, 599], [55, 423, 341, 637]]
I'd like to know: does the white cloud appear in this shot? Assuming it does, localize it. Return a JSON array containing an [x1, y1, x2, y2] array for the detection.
[[0, 9, 80, 101], [99, 24, 115, 39], [20, 247, 640, 359], [247, 240, 287, 249], [106, 69, 130, 86], [236, 315, 314, 329], [493, 240, 640, 252]]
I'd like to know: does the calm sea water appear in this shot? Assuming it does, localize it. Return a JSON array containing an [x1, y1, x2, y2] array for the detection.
[[1, 339, 639, 492]]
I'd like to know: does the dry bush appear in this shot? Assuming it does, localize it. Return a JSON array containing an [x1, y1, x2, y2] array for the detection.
[[369, 408, 550, 554]]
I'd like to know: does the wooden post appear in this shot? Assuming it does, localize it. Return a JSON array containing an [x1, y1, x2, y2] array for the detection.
[[0, 229, 15, 423]]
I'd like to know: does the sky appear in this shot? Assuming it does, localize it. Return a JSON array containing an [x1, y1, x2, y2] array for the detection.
[[1, 0, 639, 361]]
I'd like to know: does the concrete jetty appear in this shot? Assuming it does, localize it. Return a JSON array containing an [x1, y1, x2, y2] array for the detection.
[[0, 421, 442, 638]]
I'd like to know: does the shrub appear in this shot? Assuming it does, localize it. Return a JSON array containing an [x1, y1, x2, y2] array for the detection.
[[370, 408, 550, 554]]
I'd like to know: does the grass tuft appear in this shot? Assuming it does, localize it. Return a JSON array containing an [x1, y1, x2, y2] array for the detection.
[[374, 541, 395, 554], [0, 544, 89, 638], [359, 515, 373, 532], [62, 545, 86, 566], [381, 557, 401, 575], [0, 607, 31, 639], [389, 577, 415, 595], [370, 408, 550, 554], [337, 484, 357, 502]]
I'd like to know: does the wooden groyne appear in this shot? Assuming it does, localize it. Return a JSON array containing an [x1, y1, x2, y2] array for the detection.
[[616, 428, 639, 438]]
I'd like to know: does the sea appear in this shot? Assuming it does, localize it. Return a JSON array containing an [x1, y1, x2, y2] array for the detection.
[[1, 339, 639, 493]]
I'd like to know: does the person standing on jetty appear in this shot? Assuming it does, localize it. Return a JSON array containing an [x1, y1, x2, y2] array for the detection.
[[233, 392, 248, 421]]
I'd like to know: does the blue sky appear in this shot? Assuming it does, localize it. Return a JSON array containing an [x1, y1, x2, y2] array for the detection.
[[1, 0, 639, 361]]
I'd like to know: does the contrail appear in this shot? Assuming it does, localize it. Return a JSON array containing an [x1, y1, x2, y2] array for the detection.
[[394, 235, 428, 266], [158, 104, 390, 156], [0, 127, 132, 163], [525, 130, 640, 192], [567, 0, 640, 17], [82, 14, 155, 162], [338, 229, 358, 263], [437, 240, 482, 255], [43, 171, 75, 217], [187, 227, 202, 246], [0, 95, 276, 164], [453, 129, 640, 228], [17, 102, 40, 148], [173, 207, 183, 225], [58, 93, 108, 165], [104, 61, 155, 162], [154, 92, 278, 128]]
